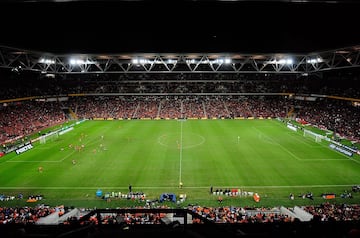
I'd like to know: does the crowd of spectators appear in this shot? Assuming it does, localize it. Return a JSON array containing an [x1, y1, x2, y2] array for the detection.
[[0, 68, 358, 145], [0, 101, 66, 145], [303, 202, 360, 222], [1, 69, 359, 100], [1, 202, 360, 225], [0, 67, 360, 146], [0, 204, 62, 225], [1, 95, 358, 146]]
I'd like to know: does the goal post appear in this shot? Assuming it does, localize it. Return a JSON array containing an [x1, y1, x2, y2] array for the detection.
[[303, 129, 323, 142], [39, 131, 59, 144]]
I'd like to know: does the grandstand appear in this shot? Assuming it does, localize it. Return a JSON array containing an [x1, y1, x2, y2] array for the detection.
[[1, 0, 360, 237]]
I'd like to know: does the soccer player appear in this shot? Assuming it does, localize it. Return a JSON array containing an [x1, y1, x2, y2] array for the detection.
[[38, 166, 43, 173]]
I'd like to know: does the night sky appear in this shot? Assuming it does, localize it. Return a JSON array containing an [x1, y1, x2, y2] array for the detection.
[[0, 1, 359, 54]]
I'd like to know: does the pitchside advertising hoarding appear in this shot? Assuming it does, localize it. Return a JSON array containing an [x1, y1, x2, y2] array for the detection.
[[329, 143, 353, 157], [15, 142, 34, 155]]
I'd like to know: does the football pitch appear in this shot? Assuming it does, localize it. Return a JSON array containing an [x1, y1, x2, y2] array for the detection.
[[1, 119, 360, 208]]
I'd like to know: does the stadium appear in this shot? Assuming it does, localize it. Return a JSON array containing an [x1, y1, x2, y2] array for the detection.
[[0, 0, 360, 237]]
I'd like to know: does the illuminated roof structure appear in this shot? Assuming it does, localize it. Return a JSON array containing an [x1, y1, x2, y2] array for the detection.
[[0, 1, 359, 75], [0, 44, 359, 74]]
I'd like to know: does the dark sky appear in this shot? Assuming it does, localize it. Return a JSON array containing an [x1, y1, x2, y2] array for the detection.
[[0, 1, 359, 54]]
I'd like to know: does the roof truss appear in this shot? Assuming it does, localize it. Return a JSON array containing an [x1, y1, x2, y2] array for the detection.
[[0, 45, 359, 74]]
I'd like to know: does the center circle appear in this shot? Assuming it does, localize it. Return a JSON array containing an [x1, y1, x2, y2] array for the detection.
[[158, 133, 205, 149]]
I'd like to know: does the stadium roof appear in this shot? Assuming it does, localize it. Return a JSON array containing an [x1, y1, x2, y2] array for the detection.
[[0, 0, 360, 55]]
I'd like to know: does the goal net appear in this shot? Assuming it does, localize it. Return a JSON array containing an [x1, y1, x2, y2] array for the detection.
[[40, 131, 59, 144], [303, 129, 323, 142]]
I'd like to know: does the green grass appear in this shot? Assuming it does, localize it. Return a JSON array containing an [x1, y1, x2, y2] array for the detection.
[[289, 119, 360, 150], [1, 119, 360, 209]]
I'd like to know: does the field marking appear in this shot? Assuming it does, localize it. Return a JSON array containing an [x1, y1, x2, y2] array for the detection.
[[286, 132, 320, 148], [271, 120, 360, 165], [6, 136, 101, 164], [253, 126, 302, 161], [255, 132, 278, 146], [288, 133, 358, 162], [179, 120, 183, 185], [272, 120, 319, 148], [306, 139, 360, 165], [297, 136, 360, 165], [311, 139, 360, 165], [0, 184, 357, 190], [303, 158, 350, 161], [6, 160, 62, 163], [157, 133, 205, 149], [6, 150, 75, 163]]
